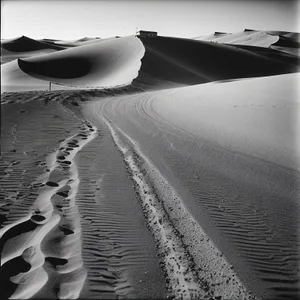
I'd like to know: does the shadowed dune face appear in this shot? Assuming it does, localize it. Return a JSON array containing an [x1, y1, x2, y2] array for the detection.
[[138, 36, 299, 87], [17, 36, 145, 88], [1, 29, 300, 92]]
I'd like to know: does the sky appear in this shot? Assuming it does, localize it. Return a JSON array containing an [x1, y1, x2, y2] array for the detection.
[[1, 0, 299, 40]]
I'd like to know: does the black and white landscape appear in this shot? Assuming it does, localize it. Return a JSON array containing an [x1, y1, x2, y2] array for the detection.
[[1, 1, 300, 299]]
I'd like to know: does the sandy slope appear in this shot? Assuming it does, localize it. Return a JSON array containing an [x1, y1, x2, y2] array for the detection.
[[1, 36, 64, 64], [149, 73, 300, 170], [0, 92, 168, 299], [2, 31, 299, 93], [135, 35, 298, 89], [196, 30, 280, 47], [84, 73, 300, 300], [1, 36, 64, 52], [1, 59, 52, 92], [17, 36, 145, 88], [195, 29, 300, 57], [18, 35, 299, 90]]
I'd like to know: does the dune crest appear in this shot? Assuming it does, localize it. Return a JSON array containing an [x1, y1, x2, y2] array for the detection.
[[1, 36, 64, 52], [2, 30, 299, 92], [17, 36, 145, 89]]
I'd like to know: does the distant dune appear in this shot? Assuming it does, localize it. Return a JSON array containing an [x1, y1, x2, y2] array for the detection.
[[1, 29, 300, 92], [1, 36, 64, 52], [195, 30, 280, 47], [1, 36, 64, 65], [196, 29, 300, 56]]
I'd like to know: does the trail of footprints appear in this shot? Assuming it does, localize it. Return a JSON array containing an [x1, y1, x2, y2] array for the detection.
[[0, 120, 97, 299]]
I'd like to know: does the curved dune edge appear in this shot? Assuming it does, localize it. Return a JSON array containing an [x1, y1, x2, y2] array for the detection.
[[100, 115, 259, 300], [0, 113, 98, 299], [1, 59, 51, 92], [195, 29, 299, 48], [206, 30, 279, 47], [2, 30, 299, 93], [17, 36, 145, 89]]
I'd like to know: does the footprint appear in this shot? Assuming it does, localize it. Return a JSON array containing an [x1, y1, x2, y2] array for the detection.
[[46, 181, 60, 187]]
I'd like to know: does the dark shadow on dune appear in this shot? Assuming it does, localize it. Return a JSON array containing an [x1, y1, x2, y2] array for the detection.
[[9, 34, 300, 94], [0, 255, 31, 298], [227, 44, 300, 67], [272, 35, 300, 49], [267, 31, 300, 41], [46, 257, 68, 267], [0, 218, 39, 262], [137, 36, 299, 86], [18, 57, 92, 79]]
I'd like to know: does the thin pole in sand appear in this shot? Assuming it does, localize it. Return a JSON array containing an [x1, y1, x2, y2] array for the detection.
[[49, 82, 52, 91]]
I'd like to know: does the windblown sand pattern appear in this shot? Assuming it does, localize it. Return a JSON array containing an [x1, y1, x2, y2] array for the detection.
[[1, 28, 299, 300], [97, 113, 258, 300], [0, 94, 98, 299], [85, 72, 299, 300], [72, 114, 168, 299]]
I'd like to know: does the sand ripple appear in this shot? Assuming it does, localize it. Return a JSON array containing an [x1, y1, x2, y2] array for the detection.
[[0, 104, 97, 299]]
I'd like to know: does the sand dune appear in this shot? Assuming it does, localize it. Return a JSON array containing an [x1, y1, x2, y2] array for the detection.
[[84, 72, 300, 300], [1, 29, 300, 299], [196, 29, 300, 57], [1, 60, 50, 92], [1, 48, 59, 65], [196, 29, 279, 47], [42, 37, 103, 48], [17, 36, 145, 89], [134, 35, 298, 89], [2, 30, 299, 92], [1, 36, 64, 53], [1, 36, 63, 65], [14, 35, 300, 91]]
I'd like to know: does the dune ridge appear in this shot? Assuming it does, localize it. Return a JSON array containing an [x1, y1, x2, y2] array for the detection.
[[17, 36, 145, 89], [195, 29, 300, 57], [137, 36, 298, 87], [17, 35, 300, 91], [1, 36, 64, 53], [2, 29, 300, 92]]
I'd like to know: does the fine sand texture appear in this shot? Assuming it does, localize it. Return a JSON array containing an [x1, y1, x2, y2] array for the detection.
[[1, 92, 168, 299], [84, 72, 300, 300]]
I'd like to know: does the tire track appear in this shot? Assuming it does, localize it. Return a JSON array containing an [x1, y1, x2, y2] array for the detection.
[[100, 112, 259, 300]]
